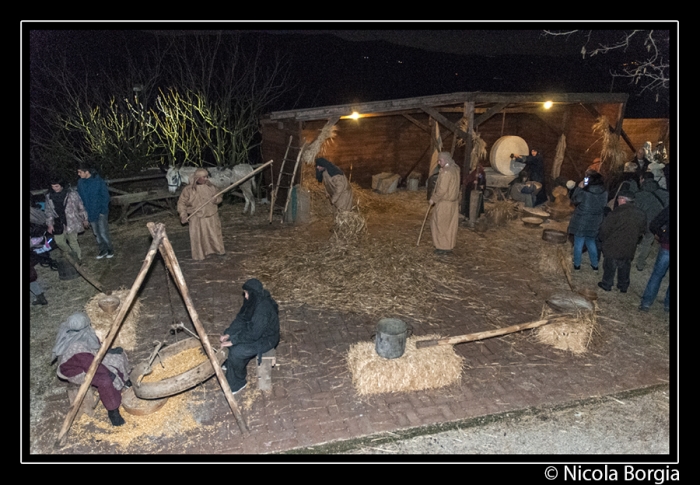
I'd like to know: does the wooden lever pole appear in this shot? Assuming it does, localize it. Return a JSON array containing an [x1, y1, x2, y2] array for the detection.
[[186, 160, 273, 222], [415, 317, 567, 349]]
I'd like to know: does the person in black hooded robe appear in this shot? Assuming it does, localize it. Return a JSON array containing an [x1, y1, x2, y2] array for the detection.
[[514, 148, 548, 206], [219, 279, 280, 393], [315, 158, 353, 212]]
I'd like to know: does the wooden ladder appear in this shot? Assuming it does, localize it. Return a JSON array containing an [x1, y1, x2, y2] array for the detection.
[[269, 137, 307, 223]]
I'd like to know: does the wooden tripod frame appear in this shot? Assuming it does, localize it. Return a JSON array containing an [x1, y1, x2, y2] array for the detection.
[[55, 222, 249, 448]]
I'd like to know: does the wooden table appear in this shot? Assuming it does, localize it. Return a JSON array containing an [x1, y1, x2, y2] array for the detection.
[[110, 189, 180, 224]]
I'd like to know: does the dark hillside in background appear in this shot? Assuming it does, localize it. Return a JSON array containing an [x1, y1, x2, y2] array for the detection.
[[270, 32, 668, 118]]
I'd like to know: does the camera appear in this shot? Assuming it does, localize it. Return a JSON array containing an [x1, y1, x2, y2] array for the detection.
[[583, 176, 589, 186]]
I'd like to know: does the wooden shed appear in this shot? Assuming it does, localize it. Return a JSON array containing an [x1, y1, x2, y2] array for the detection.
[[260, 92, 669, 210]]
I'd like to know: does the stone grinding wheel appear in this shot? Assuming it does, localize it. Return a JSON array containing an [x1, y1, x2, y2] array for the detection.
[[490, 136, 529, 175], [522, 217, 544, 228], [546, 292, 595, 313]]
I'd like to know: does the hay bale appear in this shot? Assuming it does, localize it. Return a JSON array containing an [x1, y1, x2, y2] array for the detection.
[[534, 305, 599, 355], [347, 334, 464, 395], [85, 289, 141, 351]]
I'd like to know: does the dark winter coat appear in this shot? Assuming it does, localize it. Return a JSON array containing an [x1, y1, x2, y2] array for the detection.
[[567, 183, 608, 238], [599, 203, 647, 259], [649, 205, 670, 249], [633, 179, 665, 229], [77, 174, 110, 222], [224, 279, 280, 347]]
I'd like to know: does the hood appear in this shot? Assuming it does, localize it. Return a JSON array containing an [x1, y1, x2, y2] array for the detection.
[[585, 184, 606, 195]]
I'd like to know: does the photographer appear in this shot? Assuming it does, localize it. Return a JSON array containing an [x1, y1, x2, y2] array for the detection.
[[567, 171, 608, 271]]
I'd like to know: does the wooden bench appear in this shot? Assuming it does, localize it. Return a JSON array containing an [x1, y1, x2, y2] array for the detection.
[[256, 348, 276, 392]]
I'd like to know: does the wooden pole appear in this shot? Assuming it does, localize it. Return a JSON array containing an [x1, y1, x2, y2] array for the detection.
[[62, 252, 105, 293], [185, 161, 273, 222], [55, 224, 166, 448], [415, 317, 567, 349], [416, 204, 432, 246], [146, 223, 250, 436], [270, 137, 292, 223]]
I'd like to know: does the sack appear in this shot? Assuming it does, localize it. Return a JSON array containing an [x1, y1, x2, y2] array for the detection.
[[31, 234, 55, 254]]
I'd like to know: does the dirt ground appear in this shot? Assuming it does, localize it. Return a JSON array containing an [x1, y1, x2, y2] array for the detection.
[[24, 185, 673, 457]]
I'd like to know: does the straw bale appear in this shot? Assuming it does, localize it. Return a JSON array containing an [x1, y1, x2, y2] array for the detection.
[[85, 289, 141, 351], [347, 334, 464, 395], [539, 243, 571, 279], [534, 305, 599, 355]]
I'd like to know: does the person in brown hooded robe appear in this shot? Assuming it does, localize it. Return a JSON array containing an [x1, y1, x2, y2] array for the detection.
[[315, 158, 353, 212], [177, 168, 225, 260], [429, 151, 461, 254]]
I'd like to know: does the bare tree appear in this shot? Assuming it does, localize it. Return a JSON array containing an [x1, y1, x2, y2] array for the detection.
[[542, 29, 670, 101], [160, 32, 293, 167]]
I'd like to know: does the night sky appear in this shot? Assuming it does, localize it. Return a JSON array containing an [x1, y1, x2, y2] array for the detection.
[[25, 25, 674, 118]]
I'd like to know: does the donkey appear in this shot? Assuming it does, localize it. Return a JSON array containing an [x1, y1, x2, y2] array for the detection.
[[166, 165, 257, 215]]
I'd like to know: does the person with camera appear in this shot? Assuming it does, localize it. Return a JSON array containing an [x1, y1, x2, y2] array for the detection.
[[567, 171, 608, 271]]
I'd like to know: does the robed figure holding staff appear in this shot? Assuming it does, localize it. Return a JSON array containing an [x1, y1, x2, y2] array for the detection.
[[429, 152, 461, 255], [177, 168, 226, 260]]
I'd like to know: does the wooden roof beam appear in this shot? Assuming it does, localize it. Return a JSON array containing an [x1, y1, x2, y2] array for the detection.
[[420, 106, 469, 141]]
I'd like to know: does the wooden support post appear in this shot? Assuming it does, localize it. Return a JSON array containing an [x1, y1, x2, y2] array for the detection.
[[55, 224, 166, 448], [146, 223, 250, 436]]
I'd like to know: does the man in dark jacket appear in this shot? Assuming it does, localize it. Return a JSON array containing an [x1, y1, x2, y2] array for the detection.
[[77, 166, 114, 259], [219, 279, 280, 394], [597, 191, 648, 293], [632, 175, 665, 271]]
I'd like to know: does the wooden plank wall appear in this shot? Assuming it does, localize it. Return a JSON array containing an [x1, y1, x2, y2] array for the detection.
[[262, 110, 669, 190]]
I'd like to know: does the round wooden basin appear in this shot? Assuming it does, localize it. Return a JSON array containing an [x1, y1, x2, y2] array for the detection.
[[131, 336, 228, 400]]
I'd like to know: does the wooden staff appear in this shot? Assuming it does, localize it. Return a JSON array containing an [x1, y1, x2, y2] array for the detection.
[[416, 204, 432, 246], [415, 317, 567, 349], [185, 160, 273, 222], [55, 223, 166, 448], [147, 222, 250, 436]]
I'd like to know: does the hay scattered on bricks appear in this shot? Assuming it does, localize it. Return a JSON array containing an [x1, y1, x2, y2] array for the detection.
[[71, 391, 202, 449], [347, 334, 464, 395], [85, 288, 141, 351], [332, 208, 367, 244], [252, 236, 474, 318], [534, 304, 600, 355]]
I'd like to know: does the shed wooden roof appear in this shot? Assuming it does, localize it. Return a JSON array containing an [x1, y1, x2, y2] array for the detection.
[[267, 91, 630, 122]]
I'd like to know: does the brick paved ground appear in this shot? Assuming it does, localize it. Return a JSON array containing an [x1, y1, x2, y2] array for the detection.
[[27, 194, 673, 457]]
